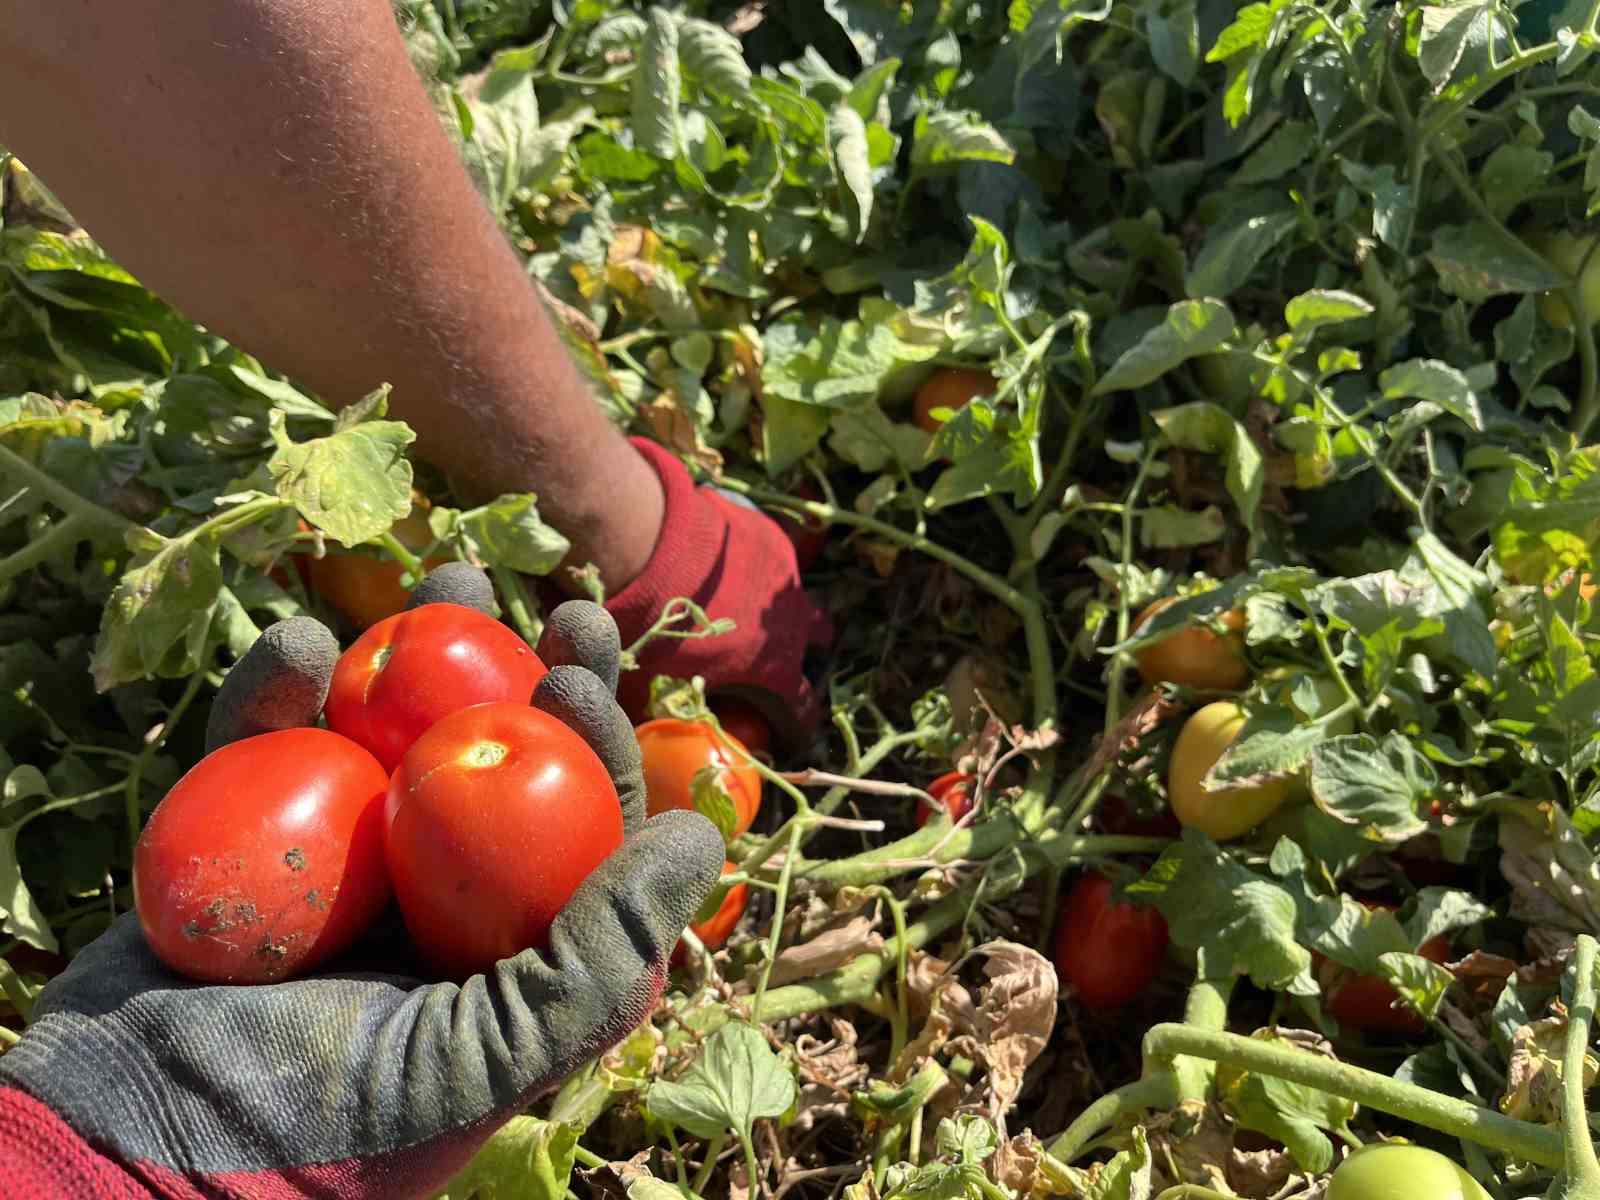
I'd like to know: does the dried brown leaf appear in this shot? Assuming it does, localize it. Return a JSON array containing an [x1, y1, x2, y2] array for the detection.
[[1502, 1006, 1600, 1124], [769, 916, 884, 987], [971, 941, 1059, 1124]]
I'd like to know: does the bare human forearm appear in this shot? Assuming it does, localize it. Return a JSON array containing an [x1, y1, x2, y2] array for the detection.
[[0, 0, 662, 592]]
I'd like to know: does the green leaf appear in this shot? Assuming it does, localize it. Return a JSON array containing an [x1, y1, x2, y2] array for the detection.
[[827, 104, 874, 243], [1406, 887, 1493, 948], [1186, 209, 1296, 298], [1092, 299, 1233, 395], [1379, 359, 1484, 431], [1233, 119, 1313, 184], [1285, 289, 1373, 337], [1480, 143, 1555, 222], [1417, 2, 1495, 92], [762, 315, 939, 410], [827, 406, 930, 472], [909, 111, 1015, 170], [436, 1116, 579, 1200], [1152, 401, 1264, 530], [0, 824, 58, 953], [689, 765, 739, 845], [1206, 3, 1275, 61], [1309, 733, 1437, 844], [267, 398, 414, 548], [631, 9, 680, 160], [676, 15, 753, 102], [1428, 223, 1569, 299], [1339, 161, 1415, 250], [1377, 951, 1454, 1022], [646, 1021, 797, 1140], [91, 532, 224, 690], [459, 494, 571, 576], [1128, 832, 1315, 993], [1140, 503, 1226, 548], [1217, 1029, 1356, 1173]]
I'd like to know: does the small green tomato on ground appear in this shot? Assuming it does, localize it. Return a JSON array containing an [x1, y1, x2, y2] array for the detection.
[[1327, 1143, 1491, 1200]]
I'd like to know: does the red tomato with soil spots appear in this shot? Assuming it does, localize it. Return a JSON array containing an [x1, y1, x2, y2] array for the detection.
[[637, 718, 763, 839], [325, 603, 547, 772], [134, 728, 390, 984], [916, 771, 976, 826], [1053, 872, 1169, 1009], [385, 702, 624, 977]]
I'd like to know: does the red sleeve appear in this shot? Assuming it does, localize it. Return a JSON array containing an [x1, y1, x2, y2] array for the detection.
[[0, 1086, 154, 1199]]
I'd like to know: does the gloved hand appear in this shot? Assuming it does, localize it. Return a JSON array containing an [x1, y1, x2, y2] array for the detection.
[[0, 576, 724, 1200], [607, 438, 833, 736]]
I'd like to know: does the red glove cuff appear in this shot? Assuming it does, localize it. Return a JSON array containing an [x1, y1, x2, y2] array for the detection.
[[605, 439, 830, 730], [0, 1086, 154, 1199]]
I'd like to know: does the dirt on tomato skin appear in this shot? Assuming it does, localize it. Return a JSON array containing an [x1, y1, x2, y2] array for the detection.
[[283, 847, 307, 871]]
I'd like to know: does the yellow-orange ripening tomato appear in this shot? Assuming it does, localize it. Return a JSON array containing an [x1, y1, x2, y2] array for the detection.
[[302, 506, 449, 630], [913, 367, 995, 433], [1527, 229, 1600, 329], [1132, 596, 1250, 692], [636, 718, 763, 838], [1168, 701, 1292, 840]]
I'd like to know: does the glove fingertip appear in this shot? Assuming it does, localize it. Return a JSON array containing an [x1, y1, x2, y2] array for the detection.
[[533, 665, 647, 832], [204, 617, 339, 753], [404, 562, 496, 616], [537, 601, 621, 694]]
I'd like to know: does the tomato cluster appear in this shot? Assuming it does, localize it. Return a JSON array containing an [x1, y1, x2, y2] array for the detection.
[[135, 602, 622, 984]]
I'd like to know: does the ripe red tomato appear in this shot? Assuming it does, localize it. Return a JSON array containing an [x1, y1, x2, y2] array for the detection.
[[325, 603, 547, 772], [385, 702, 623, 977], [1053, 872, 1169, 1008], [915, 771, 975, 826], [672, 860, 748, 965], [914, 367, 994, 434], [1324, 925, 1452, 1035], [712, 700, 772, 756], [774, 481, 827, 572], [637, 718, 762, 838], [134, 728, 390, 984], [297, 499, 448, 629]]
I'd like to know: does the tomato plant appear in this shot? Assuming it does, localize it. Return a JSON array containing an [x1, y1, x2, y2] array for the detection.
[[1322, 907, 1452, 1035], [915, 770, 975, 826], [385, 701, 623, 977], [1167, 701, 1293, 840], [134, 728, 390, 984], [912, 366, 993, 433], [636, 717, 762, 839], [1133, 597, 1250, 692], [1052, 872, 1169, 1009], [324, 602, 547, 771], [1326, 1143, 1491, 1200]]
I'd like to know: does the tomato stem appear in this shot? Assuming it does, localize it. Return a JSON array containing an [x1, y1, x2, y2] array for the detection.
[[0, 511, 90, 584], [1560, 934, 1600, 1200]]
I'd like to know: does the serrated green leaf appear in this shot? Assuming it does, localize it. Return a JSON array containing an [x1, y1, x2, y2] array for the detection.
[[267, 407, 414, 548], [631, 9, 680, 159], [676, 15, 753, 101], [1285, 289, 1373, 336], [827, 104, 874, 243], [91, 532, 224, 690], [646, 1022, 797, 1140], [1309, 733, 1437, 844], [458, 493, 570, 577], [436, 1116, 578, 1200], [1092, 299, 1233, 395], [1186, 209, 1296, 298], [910, 111, 1015, 170]]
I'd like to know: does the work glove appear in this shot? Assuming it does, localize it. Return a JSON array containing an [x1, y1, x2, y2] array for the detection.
[[0, 574, 724, 1200], [605, 438, 833, 737]]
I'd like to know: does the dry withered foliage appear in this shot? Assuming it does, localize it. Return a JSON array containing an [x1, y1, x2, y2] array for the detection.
[[791, 1018, 869, 1133], [963, 942, 1059, 1127], [769, 914, 885, 987], [1502, 1003, 1600, 1124]]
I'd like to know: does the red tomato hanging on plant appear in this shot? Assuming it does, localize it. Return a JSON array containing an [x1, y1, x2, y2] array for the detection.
[[134, 728, 391, 985], [325, 603, 547, 772], [1322, 906, 1452, 1035], [915, 771, 976, 826], [385, 702, 623, 978], [636, 718, 762, 839], [1053, 872, 1169, 1009]]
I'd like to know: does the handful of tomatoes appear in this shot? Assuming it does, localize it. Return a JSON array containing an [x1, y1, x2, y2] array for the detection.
[[134, 600, 625, 984]]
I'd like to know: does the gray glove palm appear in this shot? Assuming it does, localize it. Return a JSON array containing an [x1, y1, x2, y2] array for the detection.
[[0, 582, 723, 1200]]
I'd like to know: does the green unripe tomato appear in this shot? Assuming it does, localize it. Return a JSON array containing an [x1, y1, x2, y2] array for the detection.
[[1167, 701, 1293, 841], [1327, 1144, 1491, 1200], [1528, 229, 1600, 329]]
